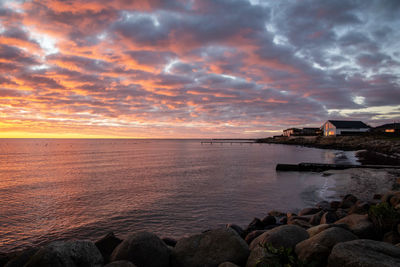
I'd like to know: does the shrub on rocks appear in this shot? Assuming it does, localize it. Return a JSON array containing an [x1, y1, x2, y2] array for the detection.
[[369, 202, 400, 237], [295, 227, 358, 266], [172, 228, 249, 267], [110, 231, 170, 267], [249, 225, 308, 250], [25, 240, 103, 267], [95, 232, 122, 264], [245, 246, 281, 267], [328, 239, 400, 267], [335, 214, 375, 239]]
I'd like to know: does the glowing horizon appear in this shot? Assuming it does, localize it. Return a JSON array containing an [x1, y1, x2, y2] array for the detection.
[[1, 0, 399, 138]]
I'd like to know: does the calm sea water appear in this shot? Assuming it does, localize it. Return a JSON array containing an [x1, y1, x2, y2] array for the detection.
[[0, 139, 358, 252]]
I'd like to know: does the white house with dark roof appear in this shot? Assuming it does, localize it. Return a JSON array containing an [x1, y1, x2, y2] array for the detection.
[[322, 120, 370, 136]]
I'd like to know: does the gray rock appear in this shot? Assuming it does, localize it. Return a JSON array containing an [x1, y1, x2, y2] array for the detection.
[[287, 219, 312, 229], [245, 230, 267, 244], [307, 224, 331, 237], [226, 224, 244, 237], [25, 240, 103, 267], [173, 228, 249, 267], [110, 232, 170, 267], [245, 246, 280, 267], [335, 209, 348, 219], [249, 225, 308, 250], [4, 247, 39, 267], [95, 232, 122, 264], [334, 214, 375, 239], [309, 211, 324, 225], [295, 227, 358, 266], [328, 239, 400, 267], [316, 201, 330, 211], [105, 261, 137, 267]]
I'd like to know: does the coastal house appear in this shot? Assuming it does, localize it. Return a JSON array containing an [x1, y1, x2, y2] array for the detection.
[[372, 123, 400, 134], [283, 128, 302, 136], [322, 120, 370, 136], [283, 127, 321, 137]]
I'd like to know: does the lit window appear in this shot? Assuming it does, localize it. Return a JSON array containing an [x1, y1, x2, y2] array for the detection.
[[385, 129, 395, 133]]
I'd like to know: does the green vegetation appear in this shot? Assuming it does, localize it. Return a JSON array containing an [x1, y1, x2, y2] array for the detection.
[[258, 243, 318, 267], [369, 202, 400, 234]]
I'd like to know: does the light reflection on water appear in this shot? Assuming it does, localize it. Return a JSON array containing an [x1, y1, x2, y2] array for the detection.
[[0, 139, 357, 252]]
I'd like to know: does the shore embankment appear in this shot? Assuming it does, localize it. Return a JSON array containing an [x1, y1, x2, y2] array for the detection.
[[257, 135, 400, 165], [2, 168, 400, 267]]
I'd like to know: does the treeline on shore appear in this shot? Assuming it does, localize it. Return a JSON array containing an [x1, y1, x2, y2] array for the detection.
[[2, 182, 400, 266]]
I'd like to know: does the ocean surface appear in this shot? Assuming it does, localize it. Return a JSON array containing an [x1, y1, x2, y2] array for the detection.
[[0, 139, 358, 252]]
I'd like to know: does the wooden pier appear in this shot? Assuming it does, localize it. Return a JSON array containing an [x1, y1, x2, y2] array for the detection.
[[276, 162, 400, 172]]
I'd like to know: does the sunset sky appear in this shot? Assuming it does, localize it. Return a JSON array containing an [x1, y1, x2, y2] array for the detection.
[[0, 0, 399, 138]]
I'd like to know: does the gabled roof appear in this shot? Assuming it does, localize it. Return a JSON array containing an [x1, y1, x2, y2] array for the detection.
[[374, 123, 400, 129], [328, 120, 370, 129]]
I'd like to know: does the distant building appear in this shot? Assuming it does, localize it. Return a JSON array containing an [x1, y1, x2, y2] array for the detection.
[[302, 128, 322, 136], [322, 120, 370, 136], [372, 123, 400, 134], [283, 128, 302, 137]]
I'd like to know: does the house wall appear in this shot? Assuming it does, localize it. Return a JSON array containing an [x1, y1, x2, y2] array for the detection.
[[323, 121, 336, 136], [336, 128, 369, 135]]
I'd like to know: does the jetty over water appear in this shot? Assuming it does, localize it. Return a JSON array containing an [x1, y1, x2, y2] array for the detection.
[[201, 139, 256, 144], [276, 162, 400, 172]]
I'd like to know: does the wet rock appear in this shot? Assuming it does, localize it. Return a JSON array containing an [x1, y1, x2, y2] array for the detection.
[[309, 211, 324, 225], [295, 227, 358, 266], [335, 214, 375, 239], [226, 224, 244, 237], [320, 211, 338, 224], [245, 230, 267, 244], [162, 237, 177, 247], [111, 232, 170, 267], [328, 239, 400, 267], [4, 247, 39, 267], [173, 228, 249, 267], [249, 225, 308, 250], [299, 207, 321, 216], [25, 240, 103, 267], [245, 246, 280, 267], [261, 215, 276, 226], [105, 261, 137, 267], [95, 232, 122, 263]]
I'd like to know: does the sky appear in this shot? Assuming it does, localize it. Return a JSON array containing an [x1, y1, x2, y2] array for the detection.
[[0, 0, 399, 138]]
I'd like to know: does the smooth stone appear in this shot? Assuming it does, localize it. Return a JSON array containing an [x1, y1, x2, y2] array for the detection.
[[328, 239, 400, 267], [335, 214, 375, 239], [173, 228, 249, 267], [25, 240, 103, 267], [268, 210, 286, 217], [307, 224, 331, 237], [287, 219, 312, 229], [320, 211, 338, 224], [245, 230, 267, 244], [110, 232, 170, 267], [299, 207, 321, 216], [245, 246, 280, 267], [261, 215, 276, 226], [95, 232, 122, 263], [295, 227, 358, 266], [309, 210, 324, 225], [348, 202, 370, 215], [249, 225, 308, 250]]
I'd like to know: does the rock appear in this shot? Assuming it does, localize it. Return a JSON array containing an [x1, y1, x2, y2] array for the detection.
[[287, 219, 312, 229], [245, 230, 267, 244], [245, 218, 264, 233], [340, 200, 354, 209], [309, 211, 324, 225], [373, 193, 383, 200], [328, 239, 400, 267], [249, 225, 308, 250], [226, 224, 244, 237], [162, 237, 177, 247], [105, 261, 137, 267], [110, 232, 170, 267], [330, 201, 341, 210], [173, 228, 249, 267], [335, 208, 348, 219], [348, 202, 370, 215], [95, 232, 122, 263], [382, 191, 399, 205], [279, 216, 287, 224], [4, 247, 39, 267], [316, 201, 331, 211], [384, 231, 400, 245], [307, 224, 331, 237], [218, 262, 240, 267], [299, 207, 321, 216], [335, 214, 375, 239], [261, 215, 276, 226], [268, 210, 286, 217], [320, 211, 338, 224], [343, 194, 358, 204], [295, 227, 358, 266], [245, 246, 280, 267], [25, 240, 103, 267]]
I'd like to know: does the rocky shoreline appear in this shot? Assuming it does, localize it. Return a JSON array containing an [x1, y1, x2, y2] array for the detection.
[[257, 135, 400, 165], [2, 171, 400, 267]]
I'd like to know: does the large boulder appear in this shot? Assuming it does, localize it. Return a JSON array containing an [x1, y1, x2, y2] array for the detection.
[[335, 214, 375, 239], [249, 225, 308, 250], [320, 211, 338, 224], [245, 230, 267, 244], [307, 224, 331, 238], [172, 228, 249, 267], [299, 207, 321, 216], [328, 239, 400, 267], [25, 240, 103, 267], [110, 232, 170, 267], [245, 246, 280, 267], [295, 227, 358, 266], [95, 232, 122, 264]]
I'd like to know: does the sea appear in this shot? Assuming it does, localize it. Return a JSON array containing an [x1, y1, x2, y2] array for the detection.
[[0, 139, 359, 252]]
